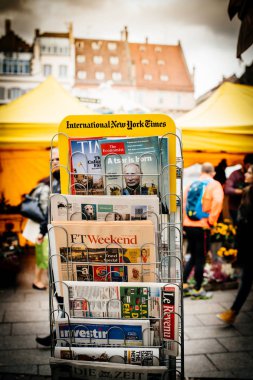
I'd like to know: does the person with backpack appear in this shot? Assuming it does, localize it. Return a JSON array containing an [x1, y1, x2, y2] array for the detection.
[[183, 162, 224, 297]]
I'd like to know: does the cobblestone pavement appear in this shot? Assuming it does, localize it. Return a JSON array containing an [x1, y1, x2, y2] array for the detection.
[[0, 251, 253, 379]]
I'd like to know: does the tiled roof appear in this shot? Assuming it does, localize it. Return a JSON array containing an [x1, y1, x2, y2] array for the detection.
[[74, 38, 194, 92], [0, 30, 32, 53], [39, 32, 70, 38], [129, 42, 194, 91]]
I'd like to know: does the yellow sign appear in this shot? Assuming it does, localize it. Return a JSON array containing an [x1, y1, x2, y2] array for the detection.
[[57, 114, 177, 211]]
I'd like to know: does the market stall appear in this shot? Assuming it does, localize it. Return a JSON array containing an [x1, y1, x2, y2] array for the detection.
[[177, 82, 253, 167]]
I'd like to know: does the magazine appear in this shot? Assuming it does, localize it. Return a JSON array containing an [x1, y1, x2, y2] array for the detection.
[[99, 136, 161, 196], [69, 138, 104, 195], [54, 346, 160, 366], [50, 357, 169, 380], [48, 220, 157, 296], [162, 285, 179, 356], [56, 317, 151, 346], [62, 281, 175, 320], [49, 194, 159, 231]]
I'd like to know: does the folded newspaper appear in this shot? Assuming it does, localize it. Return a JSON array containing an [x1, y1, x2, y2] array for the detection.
[[56, 317, 151, 346], [48, 220, 157, 296], [50, 357, 169, 380], [54, 346, 160, 366]]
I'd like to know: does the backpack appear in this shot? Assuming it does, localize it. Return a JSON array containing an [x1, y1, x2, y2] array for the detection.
[[186, 179, 212, 221]]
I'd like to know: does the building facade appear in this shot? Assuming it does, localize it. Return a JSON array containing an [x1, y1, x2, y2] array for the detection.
[[73, 27, 195, 117], [0, 20, 74, 105], [0, 21, 195, 116]]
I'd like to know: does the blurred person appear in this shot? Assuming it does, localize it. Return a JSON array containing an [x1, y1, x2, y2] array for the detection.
[[22, 147, 60, 290], [217, 164, 253, 324], [224, 153, 253, 224], [183, 163, 224, 297], [123, 163, 142, 195], [214, 158, 227, 186], [36, 147, 62, 346], [34, 147, 60, 289]]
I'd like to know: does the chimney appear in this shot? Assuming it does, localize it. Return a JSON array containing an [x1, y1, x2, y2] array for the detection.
[[68, 22, 73, 41], [35, 29, 40, 38], [191, 65, 196, 83], [5, 19, 11, 34], [145, 37, 149, 44], [124, 26, 128, 41]]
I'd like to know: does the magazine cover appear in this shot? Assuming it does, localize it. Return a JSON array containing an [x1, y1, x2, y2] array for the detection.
[[54, 346, 160, 366], [63, 281, 174, 320], [99, 137, 160, 196], [162, 285, 179, 357], [50, 357, 169, 380], [56, 318, 150, 346], [69, 138, 104, 195], [50, 194, 159, 231], [49, 220, 157, 296]]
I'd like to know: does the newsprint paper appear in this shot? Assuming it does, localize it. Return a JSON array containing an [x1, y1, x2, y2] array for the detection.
[[55, 317, 150, 346], [48, 220, 157, 296], [54, 346, 160, 366], [50, 357, 169, 380], [49, 194, 159, 232]]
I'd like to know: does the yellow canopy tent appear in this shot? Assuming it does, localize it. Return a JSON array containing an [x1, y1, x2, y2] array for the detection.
[[177, 82, 253, 167], [0, 76, 95, 205]]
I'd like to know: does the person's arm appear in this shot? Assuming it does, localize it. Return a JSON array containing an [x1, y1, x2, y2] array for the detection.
[[36, 184, 49, 243], [208, 183, 224, 226], [224, 171, 243, 196]]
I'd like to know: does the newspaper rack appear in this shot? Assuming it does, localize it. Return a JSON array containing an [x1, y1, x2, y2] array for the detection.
[[48, 115, 184, 380]]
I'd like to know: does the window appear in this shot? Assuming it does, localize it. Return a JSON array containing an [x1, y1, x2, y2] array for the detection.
[[8, 87, 22, 100], [108, 42, 117, 51], [59, 65, 68, 77], [112, 72, 122, 81], [144, 74, 152, 81], [93, 56, 103, 64], [77, 70, 87, 79], [92, 41, 101, 50], [76, 41, 84, 49], [43, 64, 52, 76], [157, 59, 165, 65], [1, 59, 30, 75], [110, 56, 119, 65], [141, 59, 149, 65], [160, 74, 169, 81], [77, 55, 86, 63], [41, 44, 69, 55], [0, 87, 5, 99], [95, 71, 105, 80], [155, 46, 162, 52], [139, 46, 146, 51]]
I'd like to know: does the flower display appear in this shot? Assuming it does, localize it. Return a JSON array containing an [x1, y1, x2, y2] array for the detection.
[[211, 219, 237, 262], [204, 262, 237, 284]]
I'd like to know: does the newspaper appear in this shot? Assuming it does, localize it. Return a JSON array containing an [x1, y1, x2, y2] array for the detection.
[[55, 317, 151, 346], [49, 194, 159, 231], [50, 357, 169, 380], [162, 285, 179, 356], [62, 281, 176, 320], [54, 346, 160, 366], [48, 220, 157, 296]]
